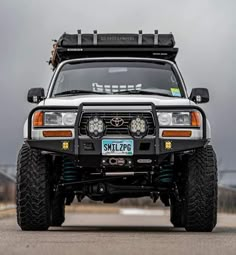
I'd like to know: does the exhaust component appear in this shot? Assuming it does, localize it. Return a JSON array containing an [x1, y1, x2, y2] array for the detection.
[[87, 183, 158, 197]]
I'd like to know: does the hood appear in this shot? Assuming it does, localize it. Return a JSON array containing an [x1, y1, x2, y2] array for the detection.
[[41, 94, 192, 107]]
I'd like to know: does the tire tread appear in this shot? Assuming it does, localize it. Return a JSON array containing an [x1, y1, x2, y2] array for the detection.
[[185, 145, 217, 232], [16, 144, 50, 231]]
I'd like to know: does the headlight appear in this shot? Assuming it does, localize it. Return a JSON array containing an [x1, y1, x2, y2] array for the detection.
[[157, 113, 172, 126], [33, 111, 77, 127], [87, 116, 105, 138], [172, 112, 191, 126], [157, 111, 200, 127], [44, 112, 62, 126], [44, 112, 77, 126], [62, 113, 77, 126], [129, 117, 147, 138]]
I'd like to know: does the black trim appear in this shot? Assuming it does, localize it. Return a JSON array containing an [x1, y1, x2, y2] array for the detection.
[[160, 126, 201, 129], [34, 126, 74, 129], [151, 103, 159, 154], [75, 104, 83, 156], [26, 140, 75, 155], [26, 138, 208, 159], [27, 103, 207, 156], [78, 136, 156, 156], [159, 139, 208, 154], [56, 47, 178, 64]]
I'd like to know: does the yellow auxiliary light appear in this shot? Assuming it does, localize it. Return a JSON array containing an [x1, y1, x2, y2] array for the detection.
[[62, 141, 70, 150], [165, 141, 172, 150]]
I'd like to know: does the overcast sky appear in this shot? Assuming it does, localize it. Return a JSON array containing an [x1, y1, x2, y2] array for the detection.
[[0, 0, 235, 169]]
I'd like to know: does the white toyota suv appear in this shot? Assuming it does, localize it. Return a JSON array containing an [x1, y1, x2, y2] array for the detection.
[[16, 30, 217, 232]]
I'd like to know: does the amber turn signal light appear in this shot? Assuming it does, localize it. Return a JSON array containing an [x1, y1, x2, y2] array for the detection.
[[191, 112, 201, 127], [162, 130, 192, 137], [43, 130, 72, 137], [33, 111, 44, 127]]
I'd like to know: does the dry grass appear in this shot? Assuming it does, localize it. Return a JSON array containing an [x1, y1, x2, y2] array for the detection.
[[0, 208, 16, 219]]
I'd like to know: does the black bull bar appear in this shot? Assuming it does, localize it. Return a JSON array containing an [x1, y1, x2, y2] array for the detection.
[[27, 102, 208, 156]]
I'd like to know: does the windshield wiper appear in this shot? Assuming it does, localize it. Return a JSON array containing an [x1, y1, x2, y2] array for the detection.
[[112, 89, 175, 97], [54, 89, 105, 96], [54, 88, 179, 98]]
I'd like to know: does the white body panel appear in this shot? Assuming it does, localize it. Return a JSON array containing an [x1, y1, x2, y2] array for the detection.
[[44, 94, 190, 107]]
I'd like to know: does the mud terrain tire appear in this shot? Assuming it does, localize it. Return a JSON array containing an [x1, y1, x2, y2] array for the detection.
[[16, 144, 50, 230], [184, 145, 217, 232]]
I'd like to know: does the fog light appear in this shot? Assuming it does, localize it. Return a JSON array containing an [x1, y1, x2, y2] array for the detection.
[[129, 117, 147, 138], [87, 117, 105, 138]]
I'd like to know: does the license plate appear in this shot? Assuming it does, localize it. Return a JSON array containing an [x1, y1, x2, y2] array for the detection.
[[102, 140, 134, 156]]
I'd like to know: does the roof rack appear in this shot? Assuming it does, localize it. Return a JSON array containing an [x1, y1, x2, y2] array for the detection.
[[49, 30, 178, 69]]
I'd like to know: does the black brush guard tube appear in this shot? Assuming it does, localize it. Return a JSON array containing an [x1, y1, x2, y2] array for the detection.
[[27, 102, 208, 156]]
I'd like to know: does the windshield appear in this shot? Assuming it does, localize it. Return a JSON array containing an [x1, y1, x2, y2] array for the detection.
[[52, 61, 183, 97]]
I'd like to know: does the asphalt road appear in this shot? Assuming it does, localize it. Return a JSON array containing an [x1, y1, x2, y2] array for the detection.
[[1, 211, 236, 255]]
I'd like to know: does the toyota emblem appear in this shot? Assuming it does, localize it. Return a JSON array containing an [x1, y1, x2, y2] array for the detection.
[[110, 117, 125, 127]]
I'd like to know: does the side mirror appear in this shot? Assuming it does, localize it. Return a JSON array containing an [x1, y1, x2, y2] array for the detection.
[[27, 88, 45, 103], [190, 88, 209, 103]]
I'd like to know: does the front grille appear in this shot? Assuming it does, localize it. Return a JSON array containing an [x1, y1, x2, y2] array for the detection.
[[79, 112, 155, 136]]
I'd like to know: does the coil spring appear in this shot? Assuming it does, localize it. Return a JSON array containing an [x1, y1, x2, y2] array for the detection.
[[157, 165, 174, 187], [63, 156, 77, 183]]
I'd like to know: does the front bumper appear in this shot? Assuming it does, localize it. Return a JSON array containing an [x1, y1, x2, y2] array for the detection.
[[26, 102, 208, 156], [27, 137, 208, 155]]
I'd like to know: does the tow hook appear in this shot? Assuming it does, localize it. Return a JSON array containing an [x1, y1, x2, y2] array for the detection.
[[109, 158, 126, 166]]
